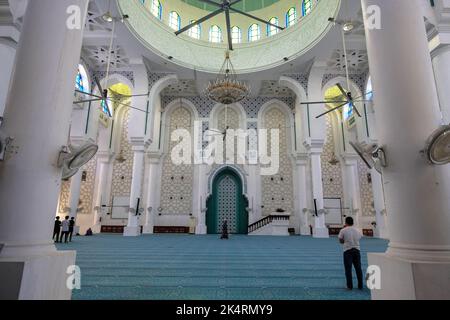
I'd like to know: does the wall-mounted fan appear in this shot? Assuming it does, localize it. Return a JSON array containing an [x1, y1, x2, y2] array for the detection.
[[349, 141, 387, 173], [175, 0, 284, 51], [0, 130, 13, 161], [424, 125, 450, 165], [300, 18, 371, 119], [58, 142, 99, 180]]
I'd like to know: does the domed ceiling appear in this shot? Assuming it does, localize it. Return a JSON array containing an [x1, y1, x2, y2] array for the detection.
[[181, 0, 281, 12], [117, 0, 341, 74]]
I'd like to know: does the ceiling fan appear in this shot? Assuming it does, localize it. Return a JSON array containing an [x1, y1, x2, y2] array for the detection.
[[206, 105, 231, 141], [300, 18, 372, 119], [73, 9, 148, 116], [174, 0, 284, 51]]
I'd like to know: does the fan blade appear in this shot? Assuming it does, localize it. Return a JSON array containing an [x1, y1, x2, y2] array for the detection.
[[336, 83, 350, 101], [106, 98, 149, 114], [229, 7, 284, 30], [175, 8, 224, 35], [352, 91, 373, 101], [225, 8, 233, 51], [75, 90, 104, 99], [74, 98, 103, 104], [315, 102, 348, 119], [208, 129, 224, 134], [300, 100, 348, 105], [349, 102, 362, 118], [109, 88, 149, 98], [230, 0, 244, 5], [95, 78, 104, 98], [197, 0, 222, 7]]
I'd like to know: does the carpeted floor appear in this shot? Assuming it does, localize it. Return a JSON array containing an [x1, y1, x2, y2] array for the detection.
[[57, 234, 388, 300]]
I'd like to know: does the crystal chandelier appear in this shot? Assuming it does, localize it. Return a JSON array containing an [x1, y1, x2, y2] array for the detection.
[[205, 52, 250, 105]]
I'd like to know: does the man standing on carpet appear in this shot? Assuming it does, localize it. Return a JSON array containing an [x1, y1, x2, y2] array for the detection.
[[221, 220, 229, 239], [338, 217, 363, 290]]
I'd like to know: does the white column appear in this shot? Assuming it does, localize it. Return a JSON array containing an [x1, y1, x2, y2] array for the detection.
[[363, 0, 450, 299], [67, 170, 82, 235], [91, 152, 113, 233], [195, 163, 207, 235], [309, 149, 329, 238], [294, 156, 311, 235], [370, 168, 388, 239], [342, 156, 362, 229], [247, 164, 262, 224], [432, 45, 450, 124], [0, 0, 88, 300], [124, 145, 145, 236], [143, 155, 162, 234]]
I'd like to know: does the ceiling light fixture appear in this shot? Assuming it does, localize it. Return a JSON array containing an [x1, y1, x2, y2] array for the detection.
[[342, 22, 354, 32], [205, 51, 250, 105], [102, 12, 114, 23]]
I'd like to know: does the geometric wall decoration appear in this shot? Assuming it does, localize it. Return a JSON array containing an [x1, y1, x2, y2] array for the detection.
[[261, 107, 294, 216], [160, 107, 194, 215], [321, 114, 344, 199]]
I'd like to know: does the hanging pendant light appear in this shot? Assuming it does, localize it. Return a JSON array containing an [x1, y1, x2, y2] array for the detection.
[[204, 51, 250, 105]]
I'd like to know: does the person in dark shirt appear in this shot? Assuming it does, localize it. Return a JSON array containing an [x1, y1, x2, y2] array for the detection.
[[68, 217, 75, 242], [53, 217, 61, 242], [221, 220, 229, 239]]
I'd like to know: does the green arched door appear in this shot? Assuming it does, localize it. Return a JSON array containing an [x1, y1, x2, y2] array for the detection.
[[206, 169, 247, 234]]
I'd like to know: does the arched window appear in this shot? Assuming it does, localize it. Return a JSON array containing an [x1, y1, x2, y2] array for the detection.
[[286, 7, 297, 27], [248, 24, 261, 42], [75, 64, 89, 93], [302, 0, 313, 16], [150, 0, 162, 19], [169, 11, 181, 30], [366, 76, 373, 100], [209, 25, 222, 43], [267, 17, 279, 36], [100, 99, 111, 117], [231, 26, 241, 44], [188, 20, 201, 39]]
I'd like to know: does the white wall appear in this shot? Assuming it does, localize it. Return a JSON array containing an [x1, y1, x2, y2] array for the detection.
[[0, 41, 16, 118]]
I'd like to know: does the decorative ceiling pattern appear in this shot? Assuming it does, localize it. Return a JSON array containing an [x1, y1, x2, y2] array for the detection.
[[327, 49, 368, 74], [161, 80, 198, 96], [83, 45, 130, 69], [259, 81, 295, 98], [85, 1, 113, 32]]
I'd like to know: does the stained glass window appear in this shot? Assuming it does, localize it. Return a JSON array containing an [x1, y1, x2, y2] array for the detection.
[[231, 26, 241, 44], [286, 7, 297, 27], [188, 20, 201, 39], [248, 24, 261, 42], [267, 17, 279, 36], [302, 0, 313, 16], [150, 0, 162, 19], [209, 25, 222, 43], [75, 64, 89, 93], [169, 11, 181, 30]]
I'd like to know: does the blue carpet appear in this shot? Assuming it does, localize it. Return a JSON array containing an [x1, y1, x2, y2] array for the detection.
[[57, 234, 388, 300]]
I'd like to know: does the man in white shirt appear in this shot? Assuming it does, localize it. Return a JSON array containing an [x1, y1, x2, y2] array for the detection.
[[338, 217, 363, 290], [60, 216, 70, 243]]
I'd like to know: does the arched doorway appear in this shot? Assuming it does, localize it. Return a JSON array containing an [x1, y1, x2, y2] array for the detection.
[[206, 168, 248, 234]]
